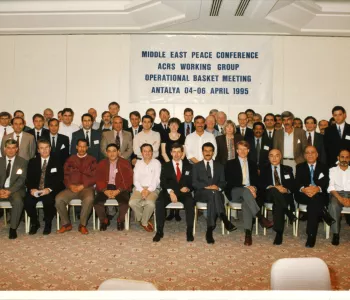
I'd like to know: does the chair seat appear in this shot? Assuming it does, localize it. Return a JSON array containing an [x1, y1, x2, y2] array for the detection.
[[0, 201, 12, 209], [36, 201, 44, 209], [228, 202, 242, 210], [166, 202, 184, 209], [264, 203, 273, 210], [196, 202, 207, 209], [105, 199, 119, 206], [298, 204, 307, 212], [69, 199, 82, 206], [342, 207, 350, 213]]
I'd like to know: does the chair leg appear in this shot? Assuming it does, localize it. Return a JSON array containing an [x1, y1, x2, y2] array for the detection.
[[125, 208, 130, 230], [226, 207, 231, 235], [193, 207, 197, 236], [72, 206, 76, 222], [25, 211, 29, 233], [295, 209, 299, 237], [326, 223, 330, 239], [255, 217, 258, 235], [263, 207, 267, 236], [4, 208, 7, 226], [153, 209, 157, 232], [93, 208, 96, 230], [56, 212, 60, 230]]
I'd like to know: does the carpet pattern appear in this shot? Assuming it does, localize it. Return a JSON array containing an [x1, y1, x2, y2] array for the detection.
[[0, 211, 349, 291]]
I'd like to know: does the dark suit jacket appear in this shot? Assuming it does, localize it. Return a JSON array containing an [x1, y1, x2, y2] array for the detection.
[[249, 135, 272, 169], [224, 158, 258, 200], [26, 155, 65, 197], [236, 127, 254, 141], [178, 122, 195, 136], [50, 134, 69, 166], [0, 155, 27, 194], [192, 160, 225, 202], [160, 160, 193, 197], [324, 123, 350, 167], [27, 128, 50, 142], [311, 132, 326, 164], [71, 129, 101, 161], [295, 162, 329, 198], [126, 125, 143, 139], [215, 134, 243, 165], [153, 123, 170, 139]]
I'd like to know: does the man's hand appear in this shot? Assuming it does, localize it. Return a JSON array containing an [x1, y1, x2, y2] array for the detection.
[[301, 186, 320, 198], [0, 190, 11, 199], [205, 185, 219, 191], [274, 185, 288, 194], [0, 189, 8, 199], [170, 191, 178, 203], [30, 189, 39, 196], [131, 158, 137, 166], [141, 189, 150, 200], [40, 188, 51, 196], [180, 187, 190, 193], [110, 190, 120, 198], [246, 186, 257, 198]]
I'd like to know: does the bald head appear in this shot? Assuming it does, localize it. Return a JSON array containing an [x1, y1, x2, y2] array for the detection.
[[217, 111, 227, 126], [268, 149, 282, 166]]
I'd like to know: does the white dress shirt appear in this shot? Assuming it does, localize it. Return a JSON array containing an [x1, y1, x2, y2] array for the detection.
[[328, 165, 350, 192], [306, 130, 315, 145], [203, 159, 214, 178], [283, 130, 294, 158], [238, 156, 250, 186], [4, 156, 16, 188], [266, 129, 274, 138], [270, 164, 281, 187], [41, 156, 50, 167], [133, 158, 161, 192], [58, 123, 79, 147], [82, 129, 91, 146], [167, 160, 183, 194], [0, 126, 13, 141], [337, 122, 345, 137], [133, 130, 161, 159], [14, 132, 23, 146], [185, 131, 217, 163]]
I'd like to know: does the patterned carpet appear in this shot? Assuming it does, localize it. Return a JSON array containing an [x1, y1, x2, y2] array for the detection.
[[0, 211, 349, 291]]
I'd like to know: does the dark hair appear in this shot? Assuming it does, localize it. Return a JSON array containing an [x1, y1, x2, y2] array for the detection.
[[263, 113, 275, 122], [146, 108, 156, 115], [106, 143, 120, 151], [142, 115, 153, 123], [329, 117, 335, 124], [238, 112, 247, 118], [5, 139, 18, 147], [108, 101, 120, 108], [281, 111, 294, 120], [81, 113, 93, 122], [318, 119, 328, 126], [304, 116, 317, 125], [202, 142, 215, 152], [253, 122, 265, 130], [10, 116, 24, 125], [62, 108, 74, 115], [0, 111, 11, 118], [168, 117, 181, 127], [14, 110, 24, 117], [76, 138, 88, 146], [101, 111, 111, 118], [58, 110, 63, 115], [171, 142, 184, 152], [236, 140, 250, 150], [194, 115, 205, 122], [129, 111, 141, 119], [293, 117, 302, 123], [275, 114, 282, 119], [159, 108, 170, 116], [48, 118, 59, 126], [304, 145, 318, 154], [112, 115, 123, 122], [332, 106, 346, 114], [245, 109, 255, 115], [140, 143, 153, 152], [32, 113, 44, 122], [339, 149, 350, 156], [184, 108, 193, 115], [37, 138, 51, 147]]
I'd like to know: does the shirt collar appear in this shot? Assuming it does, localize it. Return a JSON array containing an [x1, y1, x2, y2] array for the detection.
[[6, 156, 16, 162], [77, 153, 87, 158]]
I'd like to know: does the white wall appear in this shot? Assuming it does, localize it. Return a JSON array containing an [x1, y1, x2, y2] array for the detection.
[[0, 34, 349, 127]]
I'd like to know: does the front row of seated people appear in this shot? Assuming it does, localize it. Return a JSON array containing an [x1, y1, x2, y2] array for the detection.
[[0, 138, 349, 248]]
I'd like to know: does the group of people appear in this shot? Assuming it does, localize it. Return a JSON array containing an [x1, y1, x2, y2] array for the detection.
[[0, 103, 349, 249]]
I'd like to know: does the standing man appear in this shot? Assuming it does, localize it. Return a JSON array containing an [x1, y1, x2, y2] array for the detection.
[[304, 116, 326, 164], [274, 114, 283, 131], [88, 108, 100, 130], [153, 108, 171, 138], [28, 114, 50, 147], [48, 118, 70, 165], [249, 122, 271, 172], [273, 111, 307, 173], [185, 115, 217, 164], [43, 108, 54, 129], [13, 110, 31, 132], [178, 108, 195, 137], [236, 112, 254, 143], [127, 111, 143, 138], [1, 117, 36, 161], [146, 108, 158, 127], [0, 140, 28, 239], [24, 139, 65, 235], [318, 120, 329, 135], [205, 115, 221, 137], [100, 111, 113, 132], [71, 113, 101, 162], [94, 143, 133, 231], [58, 108, 79, 149], [153, 143, 195, 242], [108, 102, 128, 129], [263, 113, 276, 141], [293, 118, 303, 129], [0, 112, 14, 148], [55, 139, 97, 234], [215, 111, 227, 134]]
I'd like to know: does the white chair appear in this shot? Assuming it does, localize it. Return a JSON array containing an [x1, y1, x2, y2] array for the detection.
[[0, 201, 12, 226], [263, 203, 294, 236], [98, 278, 158, 290], [271, 257, 331, 290], [325, 207, 350, 239], [25, 201, 43, 233], [227, 202, 259, 235], [193, 202, 225, 235], [95, 199, 130, 231], [295, 204, 328, 238], [153, 201, 184, 232]]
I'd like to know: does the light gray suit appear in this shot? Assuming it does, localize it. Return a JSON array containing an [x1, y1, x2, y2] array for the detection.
[[1, 132, 36, 161], [0, 155, 28, 229], [100, 130, 133, 160]]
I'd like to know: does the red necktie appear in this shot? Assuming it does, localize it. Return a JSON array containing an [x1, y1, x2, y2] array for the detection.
[[176, 162, 181, 182]]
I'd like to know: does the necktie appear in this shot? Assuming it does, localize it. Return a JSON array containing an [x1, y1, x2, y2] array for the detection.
[[307, 132, 312, 145], [338, 126, 342, 138], [242, 159, 247, 185], [206, 161, 212, 184], [164, 124, 167, 130], [269, 131, 272, 139], [186, 124, 190, 136], [16, 135, 20, 147], [134, 129, 137, 136], [176, 162, 181, 182], [5, 159, 11, 180], [36, 131, 40, 141], [256, 138, 261, 164], [116, 131, 120, 148], [4, 127, 7, 136], [310, 165, 315, 186], [274, 166, 281, 186], [241, 129, 245, 136], [220, 127, 224, 134], [39, 159, 47, 190], [51, 136, 56, 152]]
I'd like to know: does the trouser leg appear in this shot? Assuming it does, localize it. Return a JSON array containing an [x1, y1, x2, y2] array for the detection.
[[94, 192, 108, 222], [78, 187, 95, 226]]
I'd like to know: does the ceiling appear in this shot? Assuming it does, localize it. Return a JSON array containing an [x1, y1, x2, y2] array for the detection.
[[0, 0, 350, 36]]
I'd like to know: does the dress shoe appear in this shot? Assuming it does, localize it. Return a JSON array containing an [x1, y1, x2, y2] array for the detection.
[[273, 232, 283, 245], [29, 222, 40, 235], [332, 233, 340, 246], [258, 216, 274, 229], [244, 234, 252, 246], [78, 224, 89, 235], [305, 234, 316, 248], [141, 223, 153, 232], [9, 228, 17, 239], [206, 228, 215, 244], [175, 211, 182, 222], [224, 221, 237, 232], [153, 231, 164, 242], [100, 218, 110, 231], [186, 228, 194, 242], [57, 223, 72, 233], [165, 212, 175, 221], [117, 221, 125, 231], [322, 210, 336, 227], [147, 221, 154, 231], [43, 222, 52, 235]]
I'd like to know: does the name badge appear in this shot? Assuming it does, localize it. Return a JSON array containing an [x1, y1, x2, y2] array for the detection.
[[185, 171, 190, 175], [94, 140, 99, 144], [318, 173, 324, 179], [297, 139, 301, 144], [51, 168, 57, 173], [284, 174, 290, 179], [16, 169, 23, 175], [114, 169, 118, 174], [263, 145, 269, 151], [61, 144, 65, 150], [346, 135, 350, 140]]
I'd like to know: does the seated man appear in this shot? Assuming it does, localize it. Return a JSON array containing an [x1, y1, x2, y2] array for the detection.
[[25, 139, 65, 235], [328, 149, 350, 246], [94, 143, 133, 231], [225, 141, 273, 246], [260, 149, 296, 245], [295, 146, 335, 248], [0, 139, 27, 239], [55, 139, 97, 234], [153, 143, 195, 242], [192, 142, 235, 244], [129, 143, 161, 232]]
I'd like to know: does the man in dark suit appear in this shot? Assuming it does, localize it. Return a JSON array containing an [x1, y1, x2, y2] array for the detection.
[[236, 112, 254, 144], [71, 113, 101, 162], [263, 113, 276, 141], [108, 102, 128, 130], [214, 111, 227, 134], [153, 143, 195, 242], [27, 113, 50, 144], [146, 108, 159, 128], [178, 108, 195, 137], [304, 116, 326, 164], [225, 140, 273, 246], [153, 108, 170, 138], [126, 111, 143, 138], [0, 139, 28, 239], [24, 139, 65, 235], [192, 142, 235, 244], [260, 149, 296, 245], [48, 118, 69, 166], [295, 146, 335, 248]]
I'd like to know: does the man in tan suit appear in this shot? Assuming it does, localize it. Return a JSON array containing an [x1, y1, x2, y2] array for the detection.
[[273, 111, 307, 173], [100, 116, 133, 160], [1, 117, 36, 161]]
